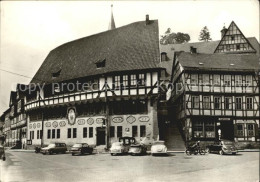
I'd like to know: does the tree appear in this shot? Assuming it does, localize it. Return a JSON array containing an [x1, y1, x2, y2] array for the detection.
[[199, 26, 212, 42], [160, 28, 190, 45]]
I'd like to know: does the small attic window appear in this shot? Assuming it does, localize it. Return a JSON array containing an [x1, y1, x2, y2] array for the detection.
[[230, 63, 234, 66], [199, 62, 204, 65], [52, 69, 61, 78], [95, 59, 106, 68], [161, 52, 167, 62]]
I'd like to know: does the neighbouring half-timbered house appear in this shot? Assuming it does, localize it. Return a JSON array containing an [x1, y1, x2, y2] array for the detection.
[[24, 15, 170, 149], [168, 21, 260, 147]]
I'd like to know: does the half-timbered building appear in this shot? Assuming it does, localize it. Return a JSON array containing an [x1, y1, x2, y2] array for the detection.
[[168, 21, 260, 147]]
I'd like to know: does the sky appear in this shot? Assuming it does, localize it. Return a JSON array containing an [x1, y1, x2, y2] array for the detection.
[[0, 0, 259, 114]]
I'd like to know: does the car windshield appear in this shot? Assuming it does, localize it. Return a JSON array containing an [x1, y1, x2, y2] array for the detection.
[[47, 144, 55, 148], [112, 142, 122, 147], [72, 144, 82, 148], [153, 141, 165, 145]]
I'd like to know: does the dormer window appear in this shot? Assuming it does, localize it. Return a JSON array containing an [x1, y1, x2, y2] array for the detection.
[[52, 69, 61, 78], [95, 59, 106, 68], [161, 52, 167, 62]]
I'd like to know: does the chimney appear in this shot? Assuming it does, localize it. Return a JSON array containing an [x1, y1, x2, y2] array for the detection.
[[221, 26, 228, 38], [146, 15, 150, 25], [190, 46, 197, 54]]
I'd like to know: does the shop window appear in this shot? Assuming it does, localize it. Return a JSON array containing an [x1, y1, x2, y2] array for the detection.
[[205, 121, 215, 138], [246, 97, 253, 110], [52, 129, 55, 139], [73, 128, 77, 138], [224, 97, 232, 109], [89, 127, 93, 138], [67, 128, 71, 138], [247, 124, 254, 136], [110, 126, 115, 138], [117, 126, 122, 138], [47, 129, 51, 139], [83, 127, 87, 138], [140, 125, 146, 137], [57, 129, 60, 139], [237, 124, 244, 136], [193, 121, 204, 138], [191, 96, 199, 109], [132, 126, 138, 137], [214, 97, 221, 109], [235, 97, 242, 110], [203, 96, 210, 109]]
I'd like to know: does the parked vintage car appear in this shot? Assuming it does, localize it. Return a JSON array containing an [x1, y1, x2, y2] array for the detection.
[[206, 140, 238, 155], [151, 141, 167, 156], [70, 143, 93, 156], [128, 144, 147, 156], [41, 143, 67, 155], [0, 145, 6, 161], [110, 137, 136, 156]]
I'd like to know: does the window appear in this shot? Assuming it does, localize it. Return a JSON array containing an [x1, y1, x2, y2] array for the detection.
[[247, 124, 254, 136], [237, 124, 243, 136], [236, 44, 240, 50], [73, 128, 77, 138], [205, 121, 215, 138], [52, 129, 55, 139], [235, 97, 242, 110], [203, 96, 210, 109], [214, 97, 221, 109], [47, 129, 51, 139], [67, 128, 71, 138], [191, 96, 199, 109], [161, 52, 167, 61], [57, 129, 60, 139], [246, 97, 253, 110], [110, 126, 115, 138], [89, 127, 93, 138], [245, 75, 252, 86], [122, 75, 128, 88], [138, 74, 145, 86], [140, 125, 146, 137], [83, 127, 87, 138], [213, 75, 220, 86], [235, 75, 242, 87], [117, 126, 122, 138], [190, 74, 198, 85], [31, 131, 35, 140], [202, 74, 209, 85], [132, 126, 138, 137], [193, 121, 203, 138], [40, 130, 42, 139], [224, 75, 231, 86], [37, 130, 40, 139], [96, 59, 106, 68], [224, 97, 232, 109], [114, 76, 120, 89], [130, 74, 137, 86]]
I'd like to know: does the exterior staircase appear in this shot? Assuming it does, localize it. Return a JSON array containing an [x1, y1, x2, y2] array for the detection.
[[164, 122, 186, 151]]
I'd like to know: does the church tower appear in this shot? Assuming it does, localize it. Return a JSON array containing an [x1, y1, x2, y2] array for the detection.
[[108, 5, 116, 30]]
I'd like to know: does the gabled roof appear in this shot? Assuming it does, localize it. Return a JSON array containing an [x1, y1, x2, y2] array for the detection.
[[160, 37, 259, 55], [31, 20, 161, 84], [176, 52, 259, 71]]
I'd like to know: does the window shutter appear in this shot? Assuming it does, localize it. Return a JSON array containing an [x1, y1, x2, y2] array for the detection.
[[234, 124, 238, 137]]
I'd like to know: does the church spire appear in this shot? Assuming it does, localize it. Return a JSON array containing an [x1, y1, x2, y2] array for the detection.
[[108, 4, 116, 30]]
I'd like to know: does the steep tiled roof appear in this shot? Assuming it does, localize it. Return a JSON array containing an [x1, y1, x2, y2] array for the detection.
[[177, 52, 259, 71], [31, 20, 161, 84], [160, 37, 259, 55]]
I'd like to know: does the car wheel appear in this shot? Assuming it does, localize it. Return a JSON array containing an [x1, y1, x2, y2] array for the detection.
[[72, 153, 75, 156], [49, 150, 53, 155], [185, 150, 191, 155], [3, 156, 6, 161], [111, 153, 114, 156], [199, 149, 206, 155], [219, 150, 224, 155]]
